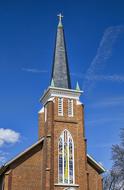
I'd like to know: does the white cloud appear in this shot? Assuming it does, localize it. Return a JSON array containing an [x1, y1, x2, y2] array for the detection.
[[0, 128, 20, 147], [22, 68, 48, 73], [0, 139, 4, 146], [89, 96, 124, 108], [71, 72, 124, 83], [85, 74, 124, 82], [83, 25, 124, 92]]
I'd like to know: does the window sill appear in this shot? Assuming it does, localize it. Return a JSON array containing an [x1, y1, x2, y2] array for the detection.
[[54, 183, 79, 187]]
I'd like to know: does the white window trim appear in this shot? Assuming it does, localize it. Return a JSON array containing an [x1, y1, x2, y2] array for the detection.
[[68, 99, 73, 117], [58, 97, 63, 116], [58, 129, 75, 185]]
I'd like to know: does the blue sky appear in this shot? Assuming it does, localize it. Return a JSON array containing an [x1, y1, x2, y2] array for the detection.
[[0, 0, 124, 170]]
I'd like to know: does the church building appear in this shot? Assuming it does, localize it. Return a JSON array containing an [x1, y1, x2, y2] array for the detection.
[[0, 14, 105, 190]]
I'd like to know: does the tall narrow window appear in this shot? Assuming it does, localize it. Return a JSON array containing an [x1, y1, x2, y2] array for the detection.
[[68, 99, 73, 117], [58, 97, 63, 116], [58, 130, 74, 184]]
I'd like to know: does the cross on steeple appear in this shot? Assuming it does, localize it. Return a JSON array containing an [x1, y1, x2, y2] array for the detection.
[[57, 13, 63, 27]]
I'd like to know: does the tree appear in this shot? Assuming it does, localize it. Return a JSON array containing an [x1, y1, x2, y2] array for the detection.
[[103, 129, 124, 190]]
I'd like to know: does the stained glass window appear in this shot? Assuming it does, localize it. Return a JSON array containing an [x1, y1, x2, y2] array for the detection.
[[58, 130, 74, 184]]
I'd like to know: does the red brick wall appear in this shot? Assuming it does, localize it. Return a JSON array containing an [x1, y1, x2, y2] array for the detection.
[[41, 96, 103, 190], [41, 97, 90, 190], [87, 163, 103, 190], [5, 143, 43, 190], [38, 110, 45, 138], [41, 101, 54, 190]]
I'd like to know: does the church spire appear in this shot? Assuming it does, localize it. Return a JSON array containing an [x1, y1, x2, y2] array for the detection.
[[51, 14, 71, 89]]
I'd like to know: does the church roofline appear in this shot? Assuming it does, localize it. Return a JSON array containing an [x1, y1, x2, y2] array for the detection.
[[0, 137, 44, 175], [40, 86, 83, 105], [87, 154, 106, 174]]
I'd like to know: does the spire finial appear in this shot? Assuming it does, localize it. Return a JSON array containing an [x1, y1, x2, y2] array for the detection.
[[76, 81, 80, 91], [57, 13, 63, 27], [51, 78, 55, 87]]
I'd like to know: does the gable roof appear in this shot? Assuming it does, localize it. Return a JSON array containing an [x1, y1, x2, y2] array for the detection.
[[0, 137, 44, 175], [87, 154, 105, 174], [0, 137, 105, 176]]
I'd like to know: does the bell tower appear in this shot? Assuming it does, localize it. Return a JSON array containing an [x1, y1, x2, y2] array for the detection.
[[39, 14, 88, 190]]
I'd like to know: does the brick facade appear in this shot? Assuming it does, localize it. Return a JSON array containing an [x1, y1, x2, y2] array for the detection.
[[39, 95, 104, 190], [2, 142, 43, 190], [0, 94, 104, 190]]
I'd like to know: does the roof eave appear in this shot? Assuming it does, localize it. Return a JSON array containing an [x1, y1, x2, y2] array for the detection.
[[0, 137, 44, 176], [87, 154, 106, 174]]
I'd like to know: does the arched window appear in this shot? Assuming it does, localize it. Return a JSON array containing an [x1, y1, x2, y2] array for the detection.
[[58, 130, 74, 184]]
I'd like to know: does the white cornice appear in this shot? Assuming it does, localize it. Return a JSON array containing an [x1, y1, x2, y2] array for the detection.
[[40, 86, 83, 105]]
